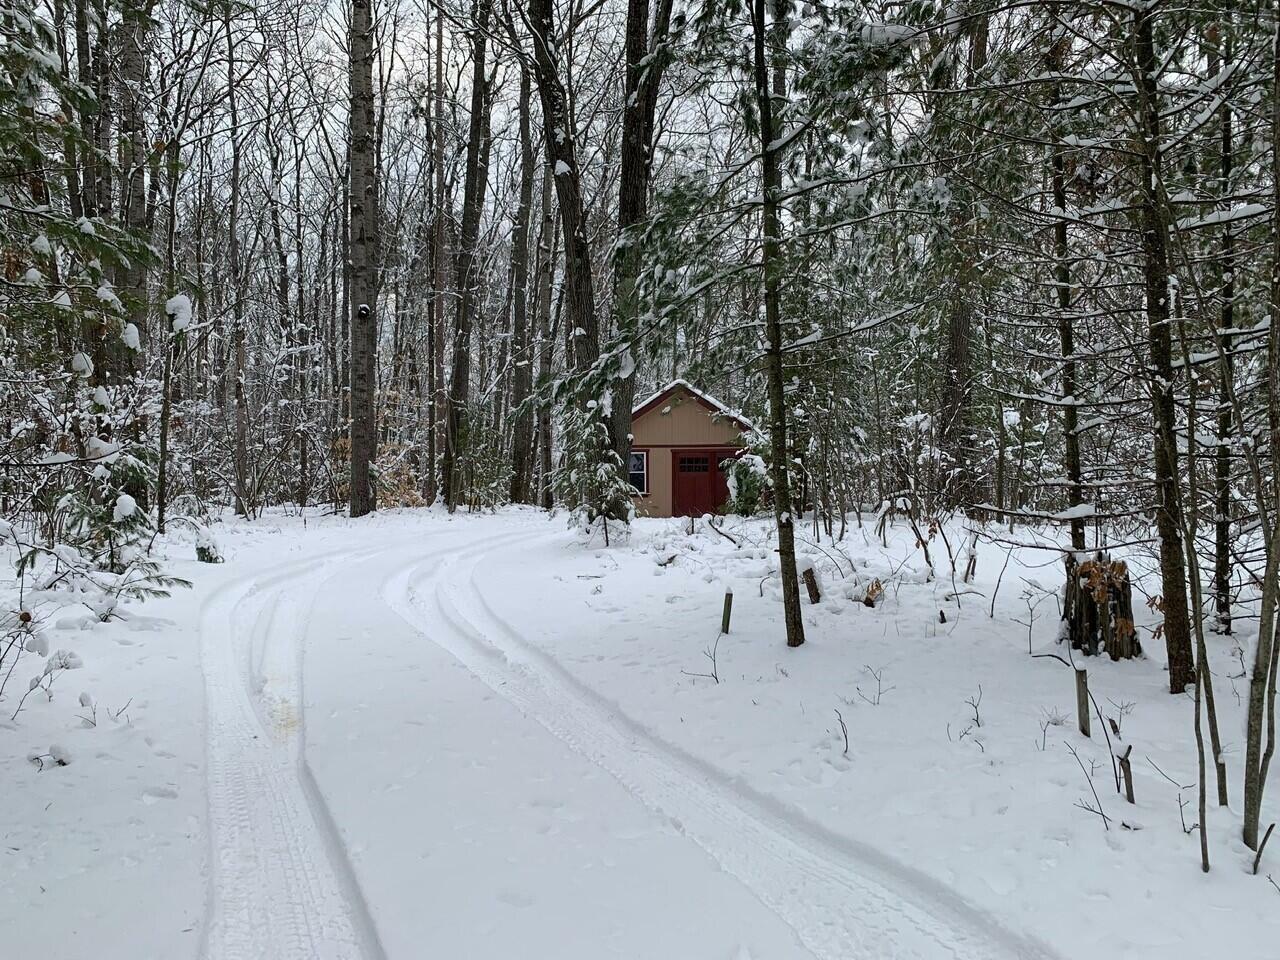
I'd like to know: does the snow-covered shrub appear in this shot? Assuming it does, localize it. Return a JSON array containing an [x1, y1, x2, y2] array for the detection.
[[6, 375, 190, 623], [195, 529, 224, 564], [723, 454, 767, 516]]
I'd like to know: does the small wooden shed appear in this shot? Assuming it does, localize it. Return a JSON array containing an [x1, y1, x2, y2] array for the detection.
[[628, 380, 753, 517]]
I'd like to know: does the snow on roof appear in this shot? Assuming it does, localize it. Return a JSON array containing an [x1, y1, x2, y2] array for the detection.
[[632, 378, 755, 431]]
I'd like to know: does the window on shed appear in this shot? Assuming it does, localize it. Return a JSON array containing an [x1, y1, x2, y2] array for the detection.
[[628, 451, 648, 494]]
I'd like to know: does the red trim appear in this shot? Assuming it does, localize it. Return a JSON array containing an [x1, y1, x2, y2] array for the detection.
[[631, 384, 751, 431]]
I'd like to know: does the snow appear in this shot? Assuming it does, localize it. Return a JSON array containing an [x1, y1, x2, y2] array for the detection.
[[1053, 503, 1097, 520], [554, 159, 571, 176], [121, 322, 140, 351], [2, 508, 1275, 960], [96, 283, 123, 310], [86, 436, 120, 463], [112, 493, 137, 521], [165, 292, 193, 332], [1176, 203, 1268, 231], [70, 351, 93, 377], [477, 515, 1280, 960]]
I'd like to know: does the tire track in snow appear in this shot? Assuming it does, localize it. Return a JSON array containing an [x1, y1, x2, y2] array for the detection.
[[383, 534, 1062, 960], [198, 545, 391, 960]]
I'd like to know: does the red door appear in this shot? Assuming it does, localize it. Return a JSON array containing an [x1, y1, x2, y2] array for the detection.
[[672, 449, 733, 516]]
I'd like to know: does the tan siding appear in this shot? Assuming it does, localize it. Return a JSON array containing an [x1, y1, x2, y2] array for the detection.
[[635, 447, 672, 516], [631, 387, 744, 447]]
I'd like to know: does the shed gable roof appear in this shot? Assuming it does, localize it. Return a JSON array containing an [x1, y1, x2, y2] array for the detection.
[[631, 379, 754, 432]]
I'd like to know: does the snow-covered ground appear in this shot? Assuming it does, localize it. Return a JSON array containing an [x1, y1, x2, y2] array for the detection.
[[2, 507, 1276, 959]]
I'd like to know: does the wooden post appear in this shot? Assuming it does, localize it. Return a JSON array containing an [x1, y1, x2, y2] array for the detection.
[[1075, 666, 1091, 738], [802, 567, 821, 604], [1119, 747, 1134, 803], [721, 588, 733, 634]]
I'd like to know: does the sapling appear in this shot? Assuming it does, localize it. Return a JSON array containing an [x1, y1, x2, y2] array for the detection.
[[965, 685, 983, 727], [1066, 741, 1111, 831], [681, 633, 722, 685], [856, 665, 894, 706]]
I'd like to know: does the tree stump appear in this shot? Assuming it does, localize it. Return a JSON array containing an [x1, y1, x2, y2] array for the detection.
[[801, 566, 821, 604], [1063, 552, 1140, 660]]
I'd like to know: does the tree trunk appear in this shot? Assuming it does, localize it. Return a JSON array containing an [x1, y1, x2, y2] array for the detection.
[[225, 11, 249, 517], [442, 0, 492, 511], [73, 0, 96, 219], [508, 62, 536, 503], [1212, 21, 1235, 633], [1133, 9, 1193, 693], [427, 2, 447, 503], [348, 0, 379, 518], [156, 134, 180, 534], [606, 0, 675, 469], [936, 18, 987, 510], [118, 0, 150, 351], [1048, 28, 1085, 551], [750, 0, 804, 648], [536, 170, 556, 510], [1242, 2, 1280, 850], [527, 0, 599, 374]]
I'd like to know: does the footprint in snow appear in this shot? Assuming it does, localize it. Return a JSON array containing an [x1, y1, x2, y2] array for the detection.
[[496, 888, 535, 908]]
